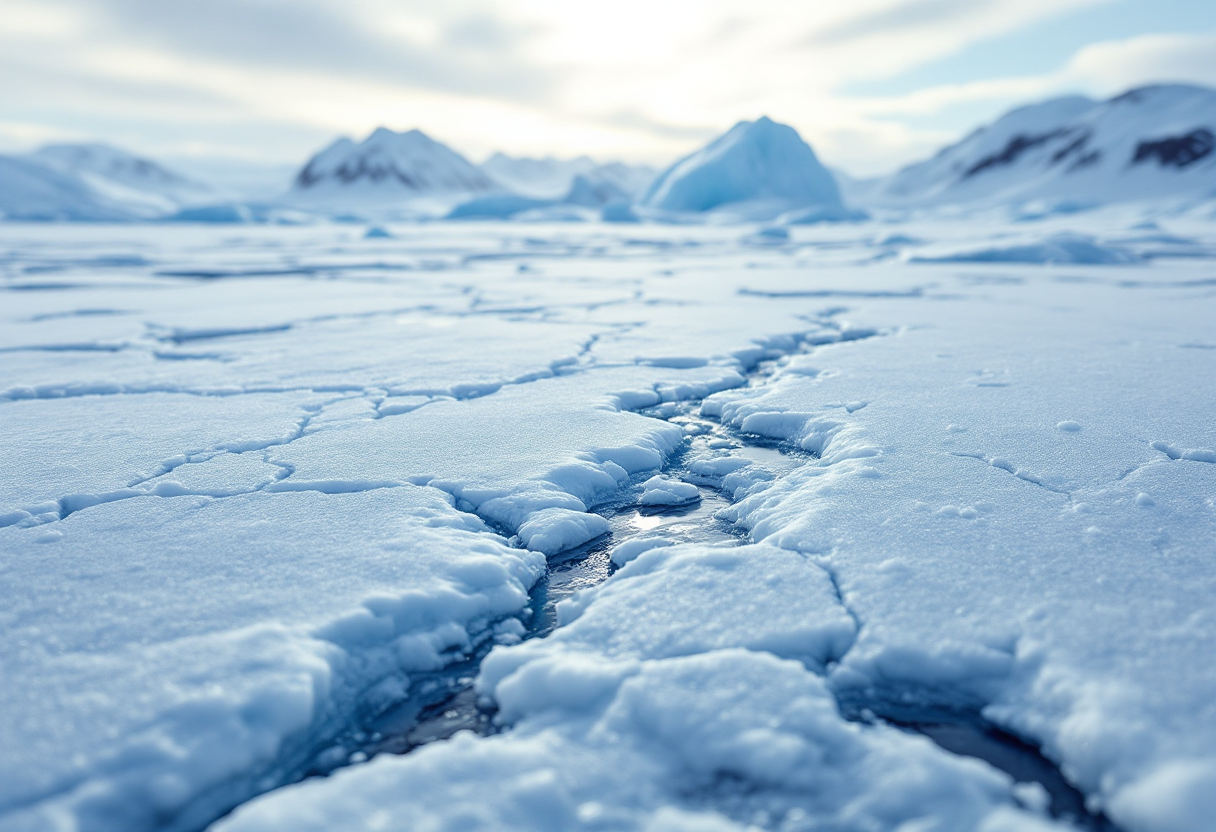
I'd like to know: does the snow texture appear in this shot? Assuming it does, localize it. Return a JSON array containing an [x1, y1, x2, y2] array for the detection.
[[1, 487, 545, 832]]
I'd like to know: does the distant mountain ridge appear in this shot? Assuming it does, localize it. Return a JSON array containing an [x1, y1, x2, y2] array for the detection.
[[480, 154, 596, 199], [0, 143, 211, 221], [288, 132, 659, 220], [6, 84, 1216, 223], [480, 154, 656, 200], [33, 144, 206, 199], [850, 83, 1216, 211]]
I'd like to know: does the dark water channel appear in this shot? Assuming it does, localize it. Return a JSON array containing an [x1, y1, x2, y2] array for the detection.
[[906, 720, 1115, 830], [833, 702, 1119, 832], [338, 399, 795, 762], [353, 480, 744, 760]]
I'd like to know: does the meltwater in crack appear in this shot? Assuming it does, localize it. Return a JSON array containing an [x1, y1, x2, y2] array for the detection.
[[835, 698, 1124, 832], [331, 387, 815, 775]]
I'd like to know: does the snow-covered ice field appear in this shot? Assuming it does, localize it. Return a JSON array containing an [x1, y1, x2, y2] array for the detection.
[[2, 216, 1215, 832]]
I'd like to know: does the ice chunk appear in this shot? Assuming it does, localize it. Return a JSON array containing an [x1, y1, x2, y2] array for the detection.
[[516, 508, 611, 556], [638, 475, 700, 507], [610, 536, 675, 567], [485, 544, 858, 678]]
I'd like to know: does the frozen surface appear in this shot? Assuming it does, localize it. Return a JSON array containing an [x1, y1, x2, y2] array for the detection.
[[2, 216, 1214, 832], [1, 487, 545, 832]]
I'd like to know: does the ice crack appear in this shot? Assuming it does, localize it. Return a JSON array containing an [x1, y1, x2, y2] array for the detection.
[[949, 451, 1071, 496]]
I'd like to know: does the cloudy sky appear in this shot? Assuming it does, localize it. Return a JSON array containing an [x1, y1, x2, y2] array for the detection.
[[2, 0, 1215, 177]]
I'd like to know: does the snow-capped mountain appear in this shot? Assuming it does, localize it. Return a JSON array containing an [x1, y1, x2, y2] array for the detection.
[[855, 84, 1216, 210], [0, 144, 212, 221], [288, 128, 497, 209], [637, 116, 846, 220], [32, 144, 212, 209], [480, 153, 656, 201], [0, 155, 128, 221]]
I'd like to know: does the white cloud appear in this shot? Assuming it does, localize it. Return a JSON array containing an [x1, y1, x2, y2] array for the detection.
[[0, 0, 1205, 175], [0, 121, 84, 152], [1065, 33, 1216, 91]]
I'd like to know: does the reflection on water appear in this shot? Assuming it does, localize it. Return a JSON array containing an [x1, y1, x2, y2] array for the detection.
[[527, 483, 743, 639], [629, 513, 663, 531]]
